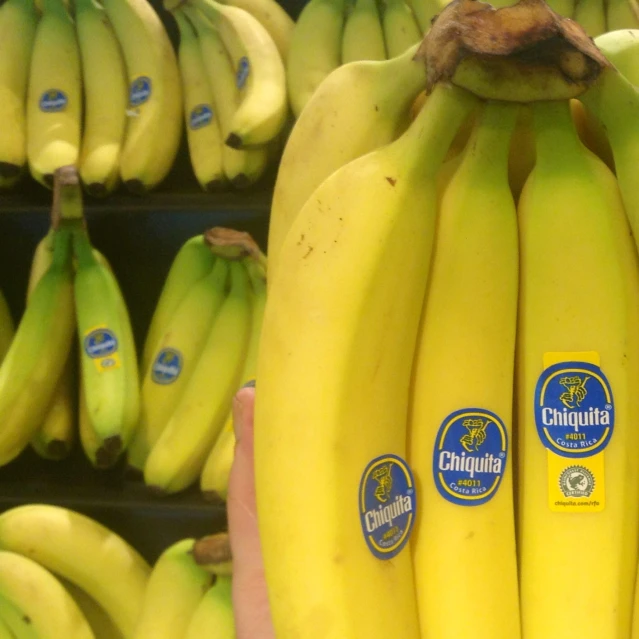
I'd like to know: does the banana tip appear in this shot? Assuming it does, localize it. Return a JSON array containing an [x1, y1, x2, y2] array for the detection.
[[124, 179, 149, 196], [0, 162, 22, 179], [225, 133, 243, 150], [95, 436, 123, 469]]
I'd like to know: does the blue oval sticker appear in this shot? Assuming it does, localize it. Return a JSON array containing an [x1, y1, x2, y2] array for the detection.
[[151, 348, 183, 385], [359, 454, 415, 560], [236, 56, 250, 89], [129, 76, 152, 107], [534, 360, 614, 458], [433, 408, 508, 506], [189, 104, 213, 130], [39, 90, 68, 113], [84, 328, 118, 359]]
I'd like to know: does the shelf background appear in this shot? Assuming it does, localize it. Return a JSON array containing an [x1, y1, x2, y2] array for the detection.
[[0, 0, 308, 561]]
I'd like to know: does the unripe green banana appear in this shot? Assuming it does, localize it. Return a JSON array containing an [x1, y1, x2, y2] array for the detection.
[[381, 0, 422, 58], [73, 228, 140, 467], [341, 0, 387, 62], [183, 576, 235, 639], [0, 596, 40, 639]]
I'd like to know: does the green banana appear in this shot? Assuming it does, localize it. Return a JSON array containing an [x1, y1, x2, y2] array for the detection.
[[183, 576, 235, 639], [0, 596, 39, 639]]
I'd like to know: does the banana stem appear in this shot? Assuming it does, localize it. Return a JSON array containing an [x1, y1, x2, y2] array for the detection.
[[532, 100, 584, 170], [51, 166, 84, 228], [49, 228, 73, 272], [71, 228, 98, 270]]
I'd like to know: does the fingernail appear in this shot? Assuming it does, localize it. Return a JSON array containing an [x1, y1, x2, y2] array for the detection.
[[241, 379, 256, 389]]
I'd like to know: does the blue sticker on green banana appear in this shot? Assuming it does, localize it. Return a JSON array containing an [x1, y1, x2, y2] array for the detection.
[[40, 90, 68, 113], [359, 454, 415, 560], [151, 348, 183, 385], [84, 328, 118, 359]]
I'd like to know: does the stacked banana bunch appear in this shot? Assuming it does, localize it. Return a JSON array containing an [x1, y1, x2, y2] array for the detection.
[[0, 0, 182, 196], [254, 0, 639, 635], [546, 0, 639, 36], [0, 166, 140, 470], [287, 0, 424, 116], [168, 0, 294, 190], [130, 226, 266, 497], [0, 503, 235, 639]]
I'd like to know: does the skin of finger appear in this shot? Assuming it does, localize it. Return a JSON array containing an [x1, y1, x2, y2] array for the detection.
[[227, 387, 276, 639]]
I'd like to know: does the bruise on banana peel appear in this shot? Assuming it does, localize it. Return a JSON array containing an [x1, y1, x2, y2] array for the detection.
[[417, 0, 610, 101]]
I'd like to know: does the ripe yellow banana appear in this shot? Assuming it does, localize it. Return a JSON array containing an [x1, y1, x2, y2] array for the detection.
[[254, 83, 477, 639], [27, 0, 82, 188], [129, 256, 229, 471], [200, 256, 266, 498], [517, 99, 639, 639], [0, 0, 38, 183], [73, 227, 140, 466], [131, 539, 214, 639], [27, 229, 75, 461], [141, 233, 217, 374], [0, 613, 13, 639], [219, 0, 294, 59], [286, 0, 347, 117], [188, 0, 288, 148], [267, 44, 427, 280], [183, 576, 235, 639], [342, 0, 387, 62], [61, 578, 124, 639], [0, 225, 75, 467], [408, 101, 521, 639], [174, 9, 225, 192], [0, 551, 94, 639], [381, 0, 422, 58], [0, 504, 151, 638], [101, 0, 182, 193], [0, 595, 41, 639], [182, 5, 270, 187], [144, 259, 252, 494], [75, 0, 128, 197]]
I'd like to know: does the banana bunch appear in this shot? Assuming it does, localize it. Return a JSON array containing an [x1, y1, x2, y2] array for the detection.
[[163, 0, 292, 190], [130, 226, 266, 495], [254, 0, 639, 635], [0, 0, 182, 195], [287, 0, 423, 116]]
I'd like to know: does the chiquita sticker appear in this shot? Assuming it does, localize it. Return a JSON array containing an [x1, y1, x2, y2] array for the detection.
[[236, 56, 250, 89], [84, 326, 120, 372], [358, 454, 415, 560], [189, 104, 213, 130], [534, 360, 614, 458], [151, 348, 183, 385], [39, 90, 68, 113], [433, 408, 508, 507], [129, 76, 152, 107]]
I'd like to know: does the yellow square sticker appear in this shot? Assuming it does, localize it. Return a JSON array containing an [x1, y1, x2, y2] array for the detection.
[[547, 450, 604, 512]]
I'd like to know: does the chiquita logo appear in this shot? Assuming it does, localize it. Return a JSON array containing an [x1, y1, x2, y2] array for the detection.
[[236, 56, 250, 90], [432, 408, 508, 507], [189, 104, 213, 130], [534, 361, 614, 458], [84, 328, 118, 360], [151, 348, 183, 385], [358, 454, 415, 560], [39, 89, 68, 113], [129, 76, 152, 107]]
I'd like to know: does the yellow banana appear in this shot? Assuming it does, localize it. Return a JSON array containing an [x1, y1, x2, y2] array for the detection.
[[517, 99, 639, 639], [0, 504, 151, 638], [0, 551, 94, 639], [131, 539, 214, 639], [0, 0, 38, 183], [183, 576, 235, 639], [219, 0, 294, 59], [141, 233, 217, 375], [101, 0, 182, 193], [381, 0, 422, 58], [286, 0, 347, 117], [75, 0, 129, 197], [200, 256, 266, 499], [73, 226, 140, 467], [408, 101, 521, 639], [182, 5, 270, 187], [0, 596, 41, 639], [254, 83, 476, 639], [174, 9, 226, 192], [144, 259, 252, 494], [188, 0, 288, 148], [129, 256, 229, 471], [267, 44, 427, 280], [0, 609, 15, 639], [342, 0, 387, 62], [26, 0, 82, 188]]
